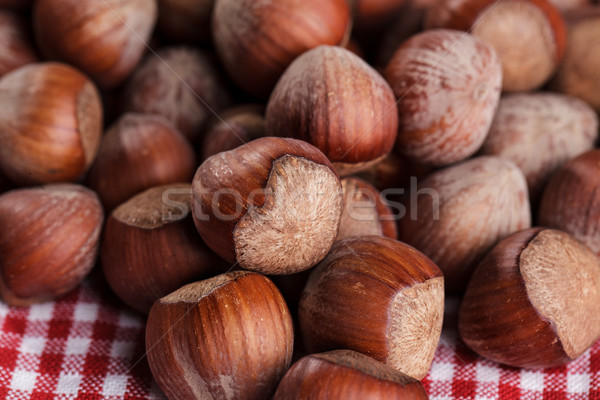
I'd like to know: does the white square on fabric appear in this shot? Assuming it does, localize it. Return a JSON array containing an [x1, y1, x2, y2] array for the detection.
[[520, 370, 544, 392], [429, 362, 455, 381], [28, 303, 54, 321], [56, 372, 82, 395], [567, 373, 590, 394], [102, 374, 128, 397], [19, 337, 46, 355], [10, 369, 37, 392], [73, 303, 99, 322], [65, 337, 91, 356], [476, 363, 500, 384]]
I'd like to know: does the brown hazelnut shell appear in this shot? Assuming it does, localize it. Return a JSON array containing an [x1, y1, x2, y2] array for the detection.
[[0, 184, 103, 306], [101, 183, 227, 314], [552, 7, 600, 111], [146, 271, 294, 400], [87, 113, 197, 212], [299, 235, 444, 379], [538, 149, 600, 256], [273, 350, 429, 399], [479, 92, 598, 203], [33, 0, 158, 89], [192, 137, 343, 275], [267, 45, 398, 174], [212, 0, 351, 98], [459, 228, 600, 368], [0, 62, 103, 185], [397, 156, 531, 292], [123, 47, 232, 142], [201, 104, 266, 161], [426, 0, 567, 92], [385, 29, 502, 166]]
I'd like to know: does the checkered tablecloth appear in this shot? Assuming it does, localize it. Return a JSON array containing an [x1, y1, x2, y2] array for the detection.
[[0, 274, 597, 399]]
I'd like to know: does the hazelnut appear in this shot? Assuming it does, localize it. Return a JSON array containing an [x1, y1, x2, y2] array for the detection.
[[212, 0, 351, 97], [33, 0, 158, 89], [123, 47, 232, 142], [273, 350, 429, 399], [192, 137, 343, 275], [156, 0, 214, 43], [201, 104, 266, 161], [480, 92, 598, 203], [101, 183, 226, 314], [0, 184, 103, 306], [0, 62, 103, 185], [146, 271, 294, 400], [426, 0, 567, 92], [87, 113, 197, 211], [538, 149, 600, 256], [0, 10, 38, 78], [459, 228, 600, 368], [385, 29, 502, 166], [298, 235, 444, 379], [552, 7, 600, 111], [397, 156, 531, 292], [336, 177, 398, 241], [266, 45, 398, 176]]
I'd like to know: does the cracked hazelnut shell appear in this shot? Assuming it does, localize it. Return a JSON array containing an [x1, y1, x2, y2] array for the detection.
[[192, 137, 343, 275]]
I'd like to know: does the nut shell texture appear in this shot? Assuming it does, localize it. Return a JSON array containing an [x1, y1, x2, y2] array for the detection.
[[385, 29, 502, 166], [426, 0, 566, 92], [0, 184, 103, 306], [213, 0, 350, 97], [192, 137, 343, 274], [102, 183, 225, 313], [397, 156, 531, 292], [459, 228, 600, 368], [267, 45, 398, 170], [33, 0, 157, 88], [538, 150, 600, 256], [299, 236, 444, 379], [146, 271, 294, 400], [480, 93, 598, 201], [273, 350, 428, 400], [0, 62, 102, 185]]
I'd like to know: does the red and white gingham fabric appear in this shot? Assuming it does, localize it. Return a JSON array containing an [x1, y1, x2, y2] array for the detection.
[[0, 275, 598, 399]]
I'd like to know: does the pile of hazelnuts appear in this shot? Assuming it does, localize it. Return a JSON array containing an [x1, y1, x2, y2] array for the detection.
[[1, 0, 600, 398]]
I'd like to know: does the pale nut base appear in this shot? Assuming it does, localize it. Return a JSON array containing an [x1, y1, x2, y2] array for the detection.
[[234, 155, 343, 274]]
